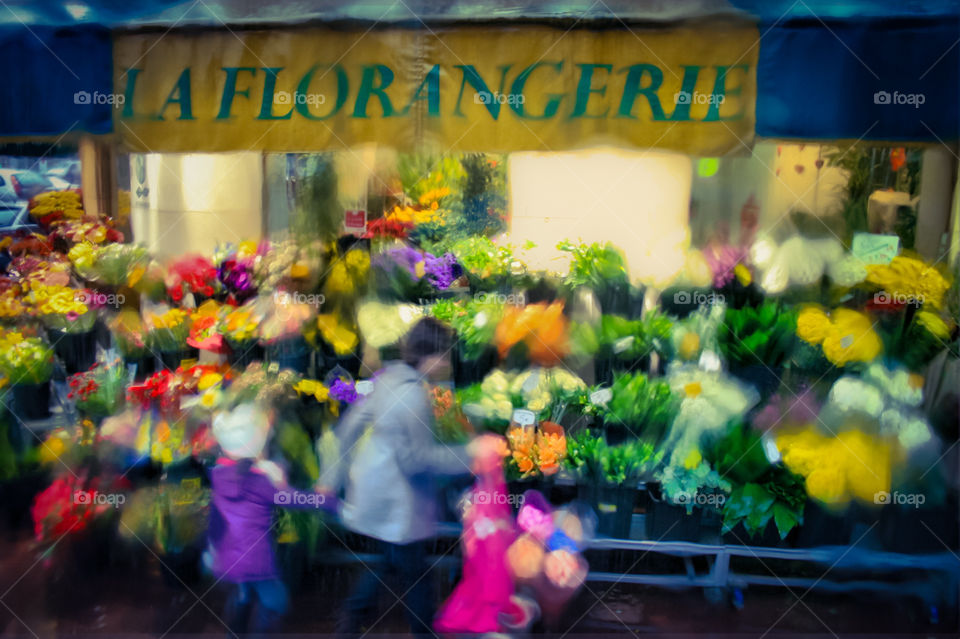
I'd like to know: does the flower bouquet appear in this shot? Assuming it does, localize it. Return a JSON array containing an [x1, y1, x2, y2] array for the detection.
[[557, 240, 633, 315], [595, 371, 679, 446], [187, 302, 225, 353], [165, 254, 218, 304], [718, 301, 796, 397], [795, 305, 883, 369], [49, 219, 123, 248], [221, 304, 263, 367], [145, 308, 193, 369], [449, 236, 530, 293], [72, 242, 149, 287], [322, 246, 370, 302], [364, 217, 413, 241], [494, 302, 569, 368], [28, 190, 84, 228], [255, 239, 327, 293], [29, 284, 97, 333], [431, 385, 474, 444], [371, 243, 461, 303], [0, 332, 54, 420], [68, 360, 126, 419], [215, 242, 261, 304]]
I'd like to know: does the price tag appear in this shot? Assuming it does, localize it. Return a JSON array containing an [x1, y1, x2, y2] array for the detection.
[[852, 232, 899, 265], [355, 380, 374, 396], [344, 209, 367, 235], [590, 388, 612, 407], [512, 409, 536, 427]]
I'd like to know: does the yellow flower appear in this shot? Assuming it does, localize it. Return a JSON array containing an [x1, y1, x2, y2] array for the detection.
[[290, 262, 309, 279], [238, 241, 258, 258], [683, 381, 702, 397], [414, 261, 426, 279], [678, 332, 700, 361], [866, 256, 950, 309], [316, 314, 359, 355], [797, 305, 831, 345], [916, 311, 951, 341], [198, 372, 223, 391], [821, 309, 882, 366], [683, 448, 702, 470], [200, 390, 219, 409], [734, 263, 752, 287], [127, 264, 145, 287], [324, 262, 354, 296]]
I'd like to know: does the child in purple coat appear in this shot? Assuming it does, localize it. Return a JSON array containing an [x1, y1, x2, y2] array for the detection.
[[208, 402, 333, 636]]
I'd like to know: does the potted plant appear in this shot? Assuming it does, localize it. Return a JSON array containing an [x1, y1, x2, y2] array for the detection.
[[30, 284, 98, 374], [567, 430, 660, 539], [595, 372, 679, 445], [705, 423, 805, 546], [0, 332, 55, 421], [67, 360, 126, 423], [718, 301, 797, 398], [146, 307, 194, 370], [650, 455, 730, 542], [557, 241, 635, 316], [110, 310, 154, 380], [572, 312, 673, 385]]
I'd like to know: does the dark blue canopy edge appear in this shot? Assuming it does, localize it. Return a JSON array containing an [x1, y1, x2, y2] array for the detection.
[[757, 17, 960, 142], [0, 25, 113, 138]]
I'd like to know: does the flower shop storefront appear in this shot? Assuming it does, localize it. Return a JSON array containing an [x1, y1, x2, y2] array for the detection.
[[2, 2, 960, 631]]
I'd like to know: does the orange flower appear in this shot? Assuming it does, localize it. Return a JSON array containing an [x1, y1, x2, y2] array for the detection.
[[495, 302, 569, 366]]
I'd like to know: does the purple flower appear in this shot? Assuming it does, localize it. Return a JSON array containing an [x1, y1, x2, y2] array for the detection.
[[330, 378, 358, 404], [423, 252, 461, 290], [218, 258, 256, 299], [703, 245, 748, 289]]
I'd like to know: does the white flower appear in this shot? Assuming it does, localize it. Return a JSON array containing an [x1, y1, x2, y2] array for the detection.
[[752, 235, 845, 294], [864, 363, 923, 407], [827, 255, 868, 287], [827, 377, 885, 417]]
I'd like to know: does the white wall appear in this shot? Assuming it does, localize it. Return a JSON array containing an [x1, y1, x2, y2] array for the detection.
[[506, 148, 692, 287], [130, 152, 264, 258]]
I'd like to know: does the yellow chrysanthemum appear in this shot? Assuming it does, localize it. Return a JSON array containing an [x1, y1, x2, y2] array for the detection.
[[316, 314, 359, 356], [916, 310, 951, 341], [198, 372, 223, 391], [866, 256, 950, 309], [821, 309, 882, 366], [797, 305, 832, 346]]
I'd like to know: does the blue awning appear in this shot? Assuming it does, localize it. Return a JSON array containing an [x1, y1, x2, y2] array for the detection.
[[756, 18, 959, 142], [0, 25, 112, 137]]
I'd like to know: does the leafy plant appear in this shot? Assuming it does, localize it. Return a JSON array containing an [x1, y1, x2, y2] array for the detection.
[[656, 461, 731, 513], [718, 302, 796, 371], [573, 312, 673, 362], [599, 372, 679, 445], [431, 298, 504, 361], [704, 423, 805, 539], [565, 429, 661, 485], [557, 241, 633, 314]]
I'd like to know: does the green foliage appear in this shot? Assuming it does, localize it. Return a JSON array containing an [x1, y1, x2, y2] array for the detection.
[[430, 298, 504, 361], [276, 419, 319, 488], [458, 153, 506, 237], [572, 312, 673, 361], [718, 302, 796, 370], [656, 461, 731, 513], [600, 372, 679, 444], [703, 423, 806, 539], [557, 240, 629, 290], [565, 429, 661, 485]]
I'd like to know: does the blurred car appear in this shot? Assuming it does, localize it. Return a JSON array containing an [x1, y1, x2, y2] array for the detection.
[[45, 161, 81, 190], [0, 202, 38, 237], [0, 169, 53, 204]]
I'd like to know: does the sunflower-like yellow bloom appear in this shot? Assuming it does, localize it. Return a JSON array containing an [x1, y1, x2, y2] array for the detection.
[[821, 309, 883, 366], [796, 305, 832, 345], [866, 256, 950, 309]]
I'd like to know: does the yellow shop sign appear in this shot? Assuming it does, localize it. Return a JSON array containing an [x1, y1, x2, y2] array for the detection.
[[114, 25, 758, 154]]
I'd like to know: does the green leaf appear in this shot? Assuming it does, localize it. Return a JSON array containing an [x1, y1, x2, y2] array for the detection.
[[772, 502, 801, 539]]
